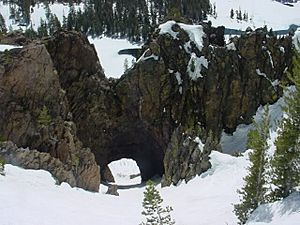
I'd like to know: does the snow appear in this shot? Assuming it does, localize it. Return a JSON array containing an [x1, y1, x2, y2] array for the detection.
[[174, 72, 183, 94], [0, 150, 250, 225], [227, 42, 237, 51], [0, 138, 299, 225], [279, 46, 285, 53], [194, 137, 205, 153], [256, 68, 278, 89], [0, 2, 139, 79], [159, 20, 206, 52], [207, 0, 300, 30], [108, 158, 141, 185], [187, 53, 209, 80], [0, 2, 83, 31], [88, 37, 139, 78], [0, 44, 22, 51], [293, 28, 300, 52], [221, 92, 286, 153], [174, 72, 183, 85], [136, 48, 159, 63], [248, 192, 300, 225]]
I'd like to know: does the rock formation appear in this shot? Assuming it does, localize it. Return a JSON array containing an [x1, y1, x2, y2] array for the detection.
[[44, 22, 293, 186], [0, 43, 100, 191], [0, 21, 295, 188]]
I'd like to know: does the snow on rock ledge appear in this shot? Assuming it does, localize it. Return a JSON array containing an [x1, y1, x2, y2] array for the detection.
[[187, 53, 209, 80], [159, 20, 206, 52], [158, 20, 209, 81], [293, 28, 300, 53]]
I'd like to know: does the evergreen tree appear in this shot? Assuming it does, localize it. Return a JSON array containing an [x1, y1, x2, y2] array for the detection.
[[37, 106, 52, 127], [234, 106, 271, 224], [270, 52, 300, 200], [0, 13, 7, 33], [0, 156, 5, 176], [141, 180, 175, 225], [230, 9, 234, 19]]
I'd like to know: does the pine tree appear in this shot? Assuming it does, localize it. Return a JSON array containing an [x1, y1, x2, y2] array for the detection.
[[234, 106, 270, 224], [270, 52, 300, 200], [0, 156, 5, 176], [37, 106, 52, 127], [230, 9, 234, 19], [141, 180, 175, 225]]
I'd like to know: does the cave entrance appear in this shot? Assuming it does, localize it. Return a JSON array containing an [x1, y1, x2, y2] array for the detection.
[[108, 158, 142, 185], [106, 126, 165, 185]]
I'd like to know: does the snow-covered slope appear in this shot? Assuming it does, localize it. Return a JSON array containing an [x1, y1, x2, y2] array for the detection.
[[1, 145, 299, 225], [88, 37, 139, 78], [0, 151, 249, 225], [208, 0, 300, 30], [248, 192, 300, 225]]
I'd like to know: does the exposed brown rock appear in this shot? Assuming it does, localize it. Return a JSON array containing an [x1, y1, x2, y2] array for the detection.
[[0, 43, 100, 191], [0, 23, 293, 188]]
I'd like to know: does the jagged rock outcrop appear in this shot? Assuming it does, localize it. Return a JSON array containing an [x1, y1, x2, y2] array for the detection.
[[0, 141, 76, 186], [0, 22, 294, 188], [41, 23, 293, 186], [0, 43, 100, 191]]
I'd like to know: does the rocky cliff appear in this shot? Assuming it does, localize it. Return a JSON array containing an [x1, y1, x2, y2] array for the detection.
[[0, 42, 100, 191], [0, 21, 295, 188]]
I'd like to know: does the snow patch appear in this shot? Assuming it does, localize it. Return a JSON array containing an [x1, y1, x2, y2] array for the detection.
[[0, 44, 22, 51], [248, 192, 300, 225], [226, 42, 237, 51], [279, 46, 285, 53], [136, 49, 159, 63], [194, 137, 205, 153], [293, 28, 300, 53], [108, 158, 141, 185], [88, 37, 139, 78], [256, 68, 278, 89], [159, 20, 206, 52], [187, 53, 209, 80], [267, 50, 274, 68]]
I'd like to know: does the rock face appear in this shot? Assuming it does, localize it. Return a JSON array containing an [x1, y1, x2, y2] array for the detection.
[[0, 22, 294, 188], [43, 24, 293, 186], [0, 43, 100, 191]]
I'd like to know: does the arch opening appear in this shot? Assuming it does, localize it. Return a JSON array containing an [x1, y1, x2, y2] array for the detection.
[[108, 158, 141, 186], [105, 126, 165, 184]]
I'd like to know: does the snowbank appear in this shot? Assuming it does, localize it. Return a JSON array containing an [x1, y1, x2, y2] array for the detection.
[[248, 192, 300, 225], [0, 150, 250, 225], [0, 147, 298, 225], [207, 0, 300, 30]]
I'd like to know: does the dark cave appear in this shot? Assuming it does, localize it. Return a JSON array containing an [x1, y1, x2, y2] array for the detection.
[[106, 126, 165, 182]]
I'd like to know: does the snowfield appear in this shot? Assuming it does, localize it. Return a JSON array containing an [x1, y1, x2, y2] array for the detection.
[[0, 151, 248, 225], [88, 37, 139, 78], [1, 150, 299, 225], [208, 0, 300, 30]]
